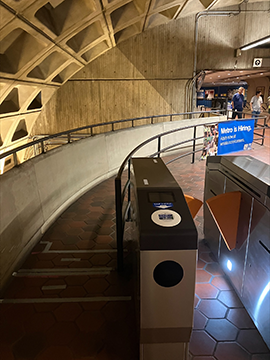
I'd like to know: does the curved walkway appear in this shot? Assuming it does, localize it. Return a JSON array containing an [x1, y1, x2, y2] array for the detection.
[[1, 130, 269, 360]]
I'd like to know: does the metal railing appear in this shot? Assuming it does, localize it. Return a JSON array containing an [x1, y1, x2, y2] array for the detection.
[[0, 109, 224, 173], [114, 113, 268, 271]]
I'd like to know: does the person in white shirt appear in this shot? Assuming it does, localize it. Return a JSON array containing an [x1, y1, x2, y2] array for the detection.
[[250, 91, 263, 126]]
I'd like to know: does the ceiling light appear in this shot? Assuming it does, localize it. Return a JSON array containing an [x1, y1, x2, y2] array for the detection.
[[218, 75, 220, 77], [240, 71, 243, 73], [228, 73, 231, 75], [237, 77, 239, 79], [260, 73, 263, 75], [240, 36, 270, 51], [210, 77, 212, 79]]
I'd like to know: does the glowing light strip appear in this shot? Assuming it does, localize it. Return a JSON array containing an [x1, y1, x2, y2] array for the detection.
[[254, 281, 270, 324], [241, 37, 270, 51]]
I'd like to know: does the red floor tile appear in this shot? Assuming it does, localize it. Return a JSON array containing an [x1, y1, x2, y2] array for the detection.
[[36, 346, 74, 360], [0, 343, 14, 360], [24, 312, 55, 333], [12, 333, 46, 359], [198, 299, 227, 319], [46, 322, 79, 346], [196, 269, 212, 283], [214, 342, 251, 360], [211, 276, 233, 291], [54, 303, 82, 322], [189, 330, 216, 356], [205, 318, 239, 341], [76, 311, 106, 332], [195, 283, 219, 299], [237, 329, 270, 354], [218, 290, 243, 308], [227, 308, 256, 329], [193, 309, 208, 330]]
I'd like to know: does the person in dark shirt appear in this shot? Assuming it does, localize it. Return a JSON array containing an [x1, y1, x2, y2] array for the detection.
[[231, 87, 245, 119]]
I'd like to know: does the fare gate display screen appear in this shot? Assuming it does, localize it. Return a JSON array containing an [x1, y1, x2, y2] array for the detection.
[[148, 192, 175, 203]]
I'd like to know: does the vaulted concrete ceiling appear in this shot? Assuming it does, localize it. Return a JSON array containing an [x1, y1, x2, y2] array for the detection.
[[0, 0, 268, 155]]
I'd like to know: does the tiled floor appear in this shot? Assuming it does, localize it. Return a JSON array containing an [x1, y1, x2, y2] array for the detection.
[[0, 127, 269, 360]]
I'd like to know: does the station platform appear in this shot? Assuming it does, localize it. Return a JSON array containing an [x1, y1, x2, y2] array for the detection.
[[1, 128, 270, 360]]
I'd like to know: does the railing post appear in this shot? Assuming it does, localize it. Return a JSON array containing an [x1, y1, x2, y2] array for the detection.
[[67, 133, 71, 143], [127, 159, 131, 221], [132, 120, 134, 127], [13, 153, 18, 167], [112, 123, 114, 131], [192, 126, 196, 164], [262, 117, 265, 146], [170, 115, 172, 122], [151, 117, 153, 124], [158, 136, 161, 158], [41, 141, 45, 153], [90, 127, 93, 136], [115, 177, 124, 272]]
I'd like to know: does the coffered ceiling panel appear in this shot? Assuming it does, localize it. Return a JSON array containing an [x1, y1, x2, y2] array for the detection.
[[0, 0, 268, 155]]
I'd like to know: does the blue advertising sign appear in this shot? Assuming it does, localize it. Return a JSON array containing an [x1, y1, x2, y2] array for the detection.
[[217, 119, 255, 155]]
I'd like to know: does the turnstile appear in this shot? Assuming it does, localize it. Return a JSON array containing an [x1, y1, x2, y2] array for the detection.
[[130, 158, 198, 360], [204, 156, 270, 349]]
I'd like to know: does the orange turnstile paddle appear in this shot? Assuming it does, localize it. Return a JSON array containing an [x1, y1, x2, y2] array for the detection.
[[184, 195, 203, 219], [206, 191, 242, 251]]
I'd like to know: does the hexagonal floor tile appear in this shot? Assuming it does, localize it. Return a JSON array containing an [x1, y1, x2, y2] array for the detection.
[[76, 311, 106, 332], [193, 309, 208, 330], [198, 299, 227, 319], [46, 322, 79, 346], [237, 329, 270, 354], [218, 290, 243, 308], [189, 330, 216, 356], [12, 333, 46, 359], [84, 278, 109, 294], [214, 342, 251, 360], [24, 312, 55, 333], [226, 308, 256, 329], [196, 269, 212, 283], [91, 254, 112, 266], [54, 303, 82, 322], [195, 283, 219, 299], [36, 346, 74, 360], [205, 318, 239, 341], [211, 276, 233, 291]]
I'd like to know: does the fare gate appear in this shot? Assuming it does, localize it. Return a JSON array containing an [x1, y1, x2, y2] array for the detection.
[[130, 158, 198, 360]]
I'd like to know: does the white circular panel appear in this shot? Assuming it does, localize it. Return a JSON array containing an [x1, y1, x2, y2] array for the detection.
[[151, 209, 181, 227]]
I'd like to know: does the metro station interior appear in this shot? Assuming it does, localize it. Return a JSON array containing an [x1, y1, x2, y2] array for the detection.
[[1, 0, 270, 359]]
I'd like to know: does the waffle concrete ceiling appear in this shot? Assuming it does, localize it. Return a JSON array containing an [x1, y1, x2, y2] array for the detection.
[[0, 0, 268, 154]]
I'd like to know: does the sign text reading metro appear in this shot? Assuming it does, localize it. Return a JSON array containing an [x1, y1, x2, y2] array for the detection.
[[217, 119, 255, 155]]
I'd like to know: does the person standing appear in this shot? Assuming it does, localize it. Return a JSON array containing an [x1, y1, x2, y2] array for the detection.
[[231, 87, 245, 119], [250, 90, 263, 126]]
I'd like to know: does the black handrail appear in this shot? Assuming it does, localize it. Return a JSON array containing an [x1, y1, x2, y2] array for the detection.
[[114, 114, 267, 271], [0, 110, 224, 161]]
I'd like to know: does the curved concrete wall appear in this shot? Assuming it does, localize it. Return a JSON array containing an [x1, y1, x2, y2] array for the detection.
[[0, 115, 225, 292]]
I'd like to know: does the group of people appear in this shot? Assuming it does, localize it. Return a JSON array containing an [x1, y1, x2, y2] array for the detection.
[[231, 86, 270, 127], [200, 124, 219, 160]]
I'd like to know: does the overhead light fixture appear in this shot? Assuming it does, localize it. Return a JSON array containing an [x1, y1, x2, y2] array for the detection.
[[240, 36, 270, 51]]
